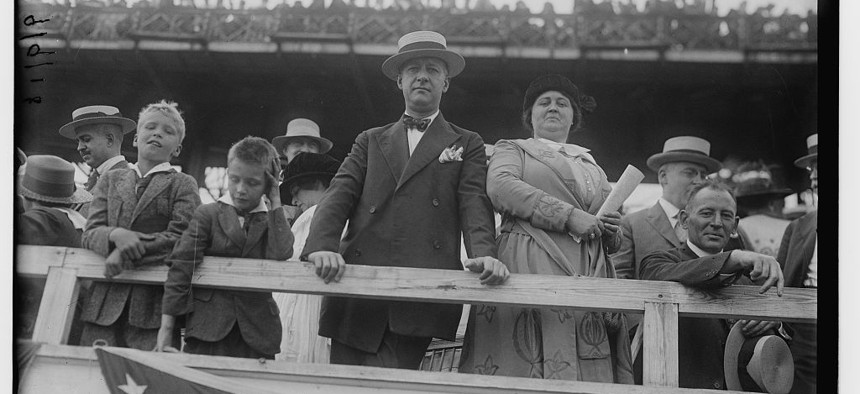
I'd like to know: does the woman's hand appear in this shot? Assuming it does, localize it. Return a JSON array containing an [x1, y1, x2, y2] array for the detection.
[[598, 211, 621, 243], [566, 209, 603, 240], [109, 228, 155, 261]]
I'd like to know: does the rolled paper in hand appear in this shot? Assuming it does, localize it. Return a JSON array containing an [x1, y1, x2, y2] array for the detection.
[[597, 165, 645, 217]]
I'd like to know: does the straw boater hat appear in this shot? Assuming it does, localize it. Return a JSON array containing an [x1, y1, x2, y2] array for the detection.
[[272, 118, 333, 156], [733, 162, 793, 202], [381, 31, 466, 81], [793, 133, 818, 169], [58, 105, 137, 140], [19, 155, 93, 204], [279, 152, 341, 203], [646, 136, 722, 174], [724, 321, 794, 393]]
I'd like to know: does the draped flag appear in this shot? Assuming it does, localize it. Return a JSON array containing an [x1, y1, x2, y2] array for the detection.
[[94, 346, 277, 394]]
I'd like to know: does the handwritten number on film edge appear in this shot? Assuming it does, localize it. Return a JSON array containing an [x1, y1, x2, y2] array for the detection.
[[22, 14, 54, 104]]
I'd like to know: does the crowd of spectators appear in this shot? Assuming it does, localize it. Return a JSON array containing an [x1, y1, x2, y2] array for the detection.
[[25, 0, 817, 19]]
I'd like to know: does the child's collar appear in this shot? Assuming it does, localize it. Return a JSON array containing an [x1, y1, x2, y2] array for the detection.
[[131, 161, 174, 178], [218, 194, 268, 214]]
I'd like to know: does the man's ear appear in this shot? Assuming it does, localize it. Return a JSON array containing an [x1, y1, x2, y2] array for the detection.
[[658, 168, 667, 187], [679, 209, 689, 228], [442, 77, 449, 93], [396, 75, 403, 90], [105, 132, 115, 146]]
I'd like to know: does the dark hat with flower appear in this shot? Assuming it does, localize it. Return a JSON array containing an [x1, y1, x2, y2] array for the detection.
[[279, 152, 341, 204], [732, 161, 793, 201], [522, 74, 597, 114]]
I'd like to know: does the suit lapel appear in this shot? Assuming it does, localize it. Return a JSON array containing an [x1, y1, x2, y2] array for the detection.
[[115, 171, 138, 226], [515, 139, 584, 210], [131, 171, 173, 225], [243, 213, 267, 256], [218, 203, 247, 250], [397, 113, 459, 191], [646, 202, 680, 247], [376, 121, 409, 184]]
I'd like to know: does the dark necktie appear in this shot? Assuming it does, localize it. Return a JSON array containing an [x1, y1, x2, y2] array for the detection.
[[402, 114, 430, 132], [135, 174, 154, 201], [673, 213, 687, 243], [85, 169, 99, 191], [235, 207, 254, 234]]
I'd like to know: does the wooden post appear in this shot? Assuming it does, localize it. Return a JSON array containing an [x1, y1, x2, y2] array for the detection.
[[642, 301, 679, 387], [31, 267, 80, 345]]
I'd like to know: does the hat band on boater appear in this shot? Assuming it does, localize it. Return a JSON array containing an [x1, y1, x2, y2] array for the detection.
[[808, 145, 817, 155], [399, 41, 447, 53], [71, 111, 127, 121], [21, 172, 75, 198]]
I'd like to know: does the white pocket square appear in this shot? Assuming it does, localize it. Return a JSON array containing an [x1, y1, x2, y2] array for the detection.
[[439, 145, 464, 163]]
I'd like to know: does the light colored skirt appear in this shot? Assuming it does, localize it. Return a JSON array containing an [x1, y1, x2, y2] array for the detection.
[[273, 292, 330, 363]]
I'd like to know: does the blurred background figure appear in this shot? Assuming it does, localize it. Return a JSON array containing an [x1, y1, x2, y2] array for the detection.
[[733, 161, 793, 258]]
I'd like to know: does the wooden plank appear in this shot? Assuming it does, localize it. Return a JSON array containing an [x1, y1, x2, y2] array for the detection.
[[31, 344, 747, 394], [15, 245, 67, 276], [31, 267, 80, 345], [642, 302, 679, 387], [15, 245, 817, 322]]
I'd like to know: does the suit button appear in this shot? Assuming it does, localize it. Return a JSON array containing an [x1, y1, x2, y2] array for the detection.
[[369, 206, 376, 214], [433, 241, 441, 249], [355, 249, 361, 257], [432, 199, 440, 207], [713, 382, 721, 389]]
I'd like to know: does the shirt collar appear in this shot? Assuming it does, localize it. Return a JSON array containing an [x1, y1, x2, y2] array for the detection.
[[686, 239, 722, 257], [96, 155, 127, 175], [131, 161, 174, 178], [658, 197, 682, 224], [218, 193, 268, 214], [54, 207, 88, 230], [403, 110, 440, 127], [535, 138, 595, 163]]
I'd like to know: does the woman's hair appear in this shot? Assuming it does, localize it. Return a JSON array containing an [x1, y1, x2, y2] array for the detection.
[[521, 74, 596, 135], [228, 136, 281, 187], [138, 100, 186, 142]]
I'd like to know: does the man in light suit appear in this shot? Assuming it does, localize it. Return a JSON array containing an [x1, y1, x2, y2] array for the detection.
[[777, 133, 817, 394], [302, 31, 509, 370], [612, 136, 723, 280]]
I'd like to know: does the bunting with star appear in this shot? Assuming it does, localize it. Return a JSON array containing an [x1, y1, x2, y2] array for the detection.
[[94, 346, 276, 394]]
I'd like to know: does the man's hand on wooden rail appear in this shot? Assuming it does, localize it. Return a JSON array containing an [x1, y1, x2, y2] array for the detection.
[[308, 251, 346, 284], [464, 256, 510, 285], [724, 250, 785, 296]]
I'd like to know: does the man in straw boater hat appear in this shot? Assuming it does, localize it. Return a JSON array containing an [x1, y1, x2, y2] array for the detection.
[[301, 30, 509, 369], [16, 155, 93, 339], [776, 133, 817, 394], [59, 105, 136, 191], [271, 118, 333, 165], [733, 161, 794, 258], [639, 179, 786, 390]]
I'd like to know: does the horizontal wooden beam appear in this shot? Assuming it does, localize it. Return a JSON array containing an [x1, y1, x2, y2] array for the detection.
[[15, 245, 816, 322], [27, 344, 744, 394]]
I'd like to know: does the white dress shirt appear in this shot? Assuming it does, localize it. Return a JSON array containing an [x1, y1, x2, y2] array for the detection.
[[659, 197, 682, 228], [131, 161, 175, 178], [218, 193, 268, 228], [804, 235, 818, 288], [405, 110, 440, 156], [95, 155, 128, 176]]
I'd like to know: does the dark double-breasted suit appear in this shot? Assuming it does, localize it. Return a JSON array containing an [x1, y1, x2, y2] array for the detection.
[[17, 206, 83, 248], [777, 210, 817, 394], [163, 201, 293, 357], [80, 167, 200, 349], [639, 244, 751, 390], [302, 113, 497, 354]]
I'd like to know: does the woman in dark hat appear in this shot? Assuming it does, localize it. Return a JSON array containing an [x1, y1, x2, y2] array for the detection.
[[273, 152, 341, 364], [733, 161, 794, 258], [459, 75, 633, 383]]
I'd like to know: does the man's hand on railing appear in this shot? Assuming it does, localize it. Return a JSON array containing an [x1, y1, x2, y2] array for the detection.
[[736, 319, 780, 338], [109, 228, 156, 261], [724, 250, 784, 296], [464, 256, 510, 285], [154, 315, 180, 353], [103, 249, 134, 279], [308, 251, 346, 284]]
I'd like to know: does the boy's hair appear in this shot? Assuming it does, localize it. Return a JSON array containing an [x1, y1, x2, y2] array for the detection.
[[138, 100, 186, 142], [228, 136, 281, 184]]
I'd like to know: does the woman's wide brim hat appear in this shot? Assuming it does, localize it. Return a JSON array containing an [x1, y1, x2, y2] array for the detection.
[[381, 31, 465, 81], [272, 118, 333, 156], [18, 155, 93, 204], [794, 133, 818, 168], [279, 152, 341, 203], [646, 136, 722, 174], [724, 321, 794, 394], [58, 105, 137, 140], [733, 162, 793, 201]]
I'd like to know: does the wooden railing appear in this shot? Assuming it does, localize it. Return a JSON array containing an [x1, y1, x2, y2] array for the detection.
[[16, 245, 817, 393], [18, 4, 816, 53]]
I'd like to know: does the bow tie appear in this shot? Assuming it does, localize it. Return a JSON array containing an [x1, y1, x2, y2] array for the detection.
[[402, 115, 431, 132]]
